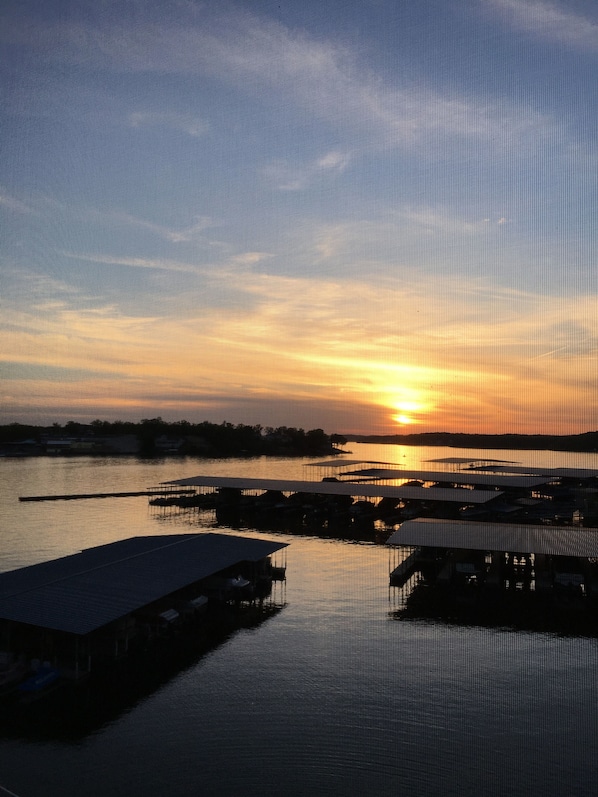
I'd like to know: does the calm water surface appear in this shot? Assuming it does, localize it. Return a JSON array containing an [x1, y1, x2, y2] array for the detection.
[[1, 444, 597, 796]]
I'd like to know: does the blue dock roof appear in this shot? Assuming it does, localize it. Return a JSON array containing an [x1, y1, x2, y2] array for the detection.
[[0, 533, 287, 636]]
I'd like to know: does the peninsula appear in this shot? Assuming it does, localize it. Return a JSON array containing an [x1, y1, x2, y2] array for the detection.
[[344, 431, 598, 453]]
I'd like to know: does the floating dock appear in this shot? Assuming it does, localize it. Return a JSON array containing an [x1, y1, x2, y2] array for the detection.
[[19, 489, 196, 502], [157, 464, 598, 531], [161, 474, 504, 503], [0, 533, 287, 694], [387, 518, 598, 631], [158, 474, 507, 528]]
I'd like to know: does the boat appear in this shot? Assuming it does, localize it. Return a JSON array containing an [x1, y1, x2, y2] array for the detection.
[[17, 664, 60, 694]]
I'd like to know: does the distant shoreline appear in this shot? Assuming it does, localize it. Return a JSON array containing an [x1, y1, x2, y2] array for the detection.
[[343, 431, 598, 453], [3, 421, 598, 456], [0, 420, 342, 459]]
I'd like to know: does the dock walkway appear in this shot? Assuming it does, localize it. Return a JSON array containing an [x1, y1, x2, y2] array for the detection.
[[19, 489, 195, 502]]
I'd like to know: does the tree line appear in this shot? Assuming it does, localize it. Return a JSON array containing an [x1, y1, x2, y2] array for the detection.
[[0, 418, 347, 458], [344, 431, 598, 453]]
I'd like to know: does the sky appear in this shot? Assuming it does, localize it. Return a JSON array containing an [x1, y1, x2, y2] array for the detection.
[[1, 0, 597, 435]]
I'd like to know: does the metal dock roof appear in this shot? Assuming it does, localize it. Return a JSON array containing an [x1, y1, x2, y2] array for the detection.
[[387, 518, 598, 557], [424, 457, 518, 464], [469, 465, 598, 479], [305, 459, 393, 468], [339, 468, 549, 489], [0, 533, 287, 636], [163, 476, 503, 504]]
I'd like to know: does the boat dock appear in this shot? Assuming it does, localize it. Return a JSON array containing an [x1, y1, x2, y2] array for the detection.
[[158, 466, 598, 628], [157, 462, 598, 531], [0, 533, 287, 696], [19, 489, 196, 502], [387, 518, 598, 630], [154, 473, 509, 534]]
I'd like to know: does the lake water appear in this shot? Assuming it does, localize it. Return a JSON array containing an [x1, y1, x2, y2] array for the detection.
[[1, 444, 598, 796]]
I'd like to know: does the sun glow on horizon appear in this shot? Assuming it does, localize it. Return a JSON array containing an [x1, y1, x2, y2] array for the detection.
[[393, 413, 416, 425], [388, 397, 431, 428]]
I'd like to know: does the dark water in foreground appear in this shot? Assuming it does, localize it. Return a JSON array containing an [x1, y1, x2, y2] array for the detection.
[[1, 445, 597, 796]]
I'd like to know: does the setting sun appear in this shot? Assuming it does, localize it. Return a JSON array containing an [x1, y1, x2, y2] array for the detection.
[[389, 397, 429, 427], [393, 413, 415, 425]]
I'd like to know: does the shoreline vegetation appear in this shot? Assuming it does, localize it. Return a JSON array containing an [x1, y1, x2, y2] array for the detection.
[[2, 419, 598, 457], [0, 418, 345, 458], [344, 431, 598, 453]]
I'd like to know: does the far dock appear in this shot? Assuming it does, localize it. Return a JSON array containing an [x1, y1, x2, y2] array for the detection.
[[19, 489, 196, 502]]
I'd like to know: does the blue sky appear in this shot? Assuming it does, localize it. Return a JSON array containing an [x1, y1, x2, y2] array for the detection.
[[1, 0, 597, 434]]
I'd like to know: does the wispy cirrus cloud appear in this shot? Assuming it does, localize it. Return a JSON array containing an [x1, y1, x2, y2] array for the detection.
[[0, 189, 33, 214], [263, 149, 350, 190], [128, 111, 209, 137], [99, 210, 216, 243], [306, 206, 513, 274], [396, 205, 511, 235], [1, 3, 556, 152], [61, 252, 202, 274], [60, 248, 272, 277], [482, 0, 598, 51], [1, 190, 219, 246]]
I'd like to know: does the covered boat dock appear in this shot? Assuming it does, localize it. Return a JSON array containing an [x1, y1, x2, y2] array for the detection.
[[161, 475, 503, 503], [335, 467, 549, 490], [155, 464, 598, 531], [387, 518, 598, 598], [320, 465, 594, 525], [0, 533, 287, 690], [158, 475, 505, 529], [466, 465, 598, 480]]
